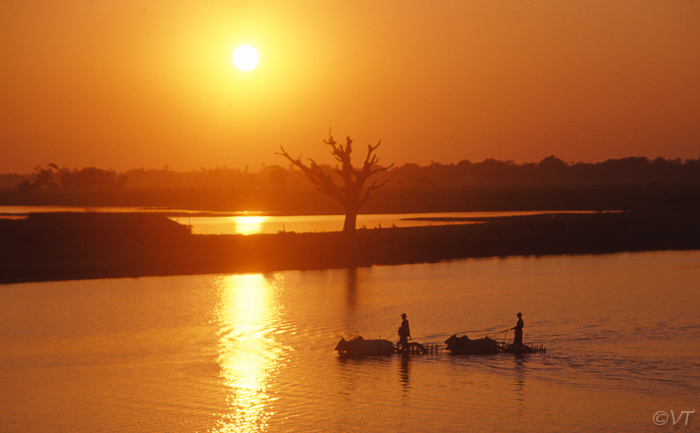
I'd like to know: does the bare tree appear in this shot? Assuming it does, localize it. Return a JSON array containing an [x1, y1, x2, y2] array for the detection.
[[277, 132, 394, 232]]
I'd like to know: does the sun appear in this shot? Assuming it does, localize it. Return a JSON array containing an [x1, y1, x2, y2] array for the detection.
[[232, 45, 260, 71]]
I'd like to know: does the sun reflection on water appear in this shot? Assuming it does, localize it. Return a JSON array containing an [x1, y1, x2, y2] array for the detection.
[[230, 216, 268, 236], [212, 274, 287, 433]]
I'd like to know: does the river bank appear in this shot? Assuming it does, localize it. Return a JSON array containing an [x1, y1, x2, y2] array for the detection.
[[2, 210, 699, 284]]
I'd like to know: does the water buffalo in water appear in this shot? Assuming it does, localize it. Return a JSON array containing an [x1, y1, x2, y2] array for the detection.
[[335, 336, 394, 357], [444, 334, 499, 355]]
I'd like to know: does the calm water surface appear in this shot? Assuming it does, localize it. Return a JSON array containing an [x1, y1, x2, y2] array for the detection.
[[1, 251, 699, 432], [174, 211, 591, 235], [0, 206, 590, 235]]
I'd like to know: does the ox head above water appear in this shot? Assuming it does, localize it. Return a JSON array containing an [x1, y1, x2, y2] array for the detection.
[[335, 337, 350, 353], [444, 334, 470, 345]]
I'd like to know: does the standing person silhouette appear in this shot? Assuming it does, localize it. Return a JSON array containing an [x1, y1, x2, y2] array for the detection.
[[512, 312, 524, 346], [398, 313, 411, 350]]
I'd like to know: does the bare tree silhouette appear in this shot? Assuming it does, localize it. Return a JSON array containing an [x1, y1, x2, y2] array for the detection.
[[277, 132, 393, 232]]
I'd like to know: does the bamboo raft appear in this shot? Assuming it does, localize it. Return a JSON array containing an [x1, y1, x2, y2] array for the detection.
[[497, 342, 547, 354], [397, 341, 546, 356], [395, 342, 440, 355], [422, 343, 440, 354]]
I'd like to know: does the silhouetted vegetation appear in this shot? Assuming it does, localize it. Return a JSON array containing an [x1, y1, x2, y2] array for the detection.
[[277, 132, 393, 231], [14, 164, 127, 191], [386, 156, 700, 188], [7, 156, 699, 192], [16, 164, 60, 191], [2, 156, 699, 284], [60, 167, 127, 190], [2, 156, 699, 214]]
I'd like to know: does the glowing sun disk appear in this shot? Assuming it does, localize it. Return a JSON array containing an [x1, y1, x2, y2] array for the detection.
[[232, 45, 260, 71]]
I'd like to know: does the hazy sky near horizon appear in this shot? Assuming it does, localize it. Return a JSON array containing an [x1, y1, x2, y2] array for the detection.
[[2, 0, 699, 173]]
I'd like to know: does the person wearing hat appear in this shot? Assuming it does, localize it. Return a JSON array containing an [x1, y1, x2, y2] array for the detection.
[[398, 313, 411, 350], [511, 312, 524, 346]]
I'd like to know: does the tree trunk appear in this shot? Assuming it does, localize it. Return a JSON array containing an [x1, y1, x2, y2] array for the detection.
[[343, 211, 358, 232]]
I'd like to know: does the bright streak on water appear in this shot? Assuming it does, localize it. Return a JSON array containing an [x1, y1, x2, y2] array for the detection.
[[180, 211, 590, 235], [0, 206, 596, 235]]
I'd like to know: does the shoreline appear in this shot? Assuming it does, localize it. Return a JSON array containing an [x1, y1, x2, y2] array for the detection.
[[1, 210, 699, 285]]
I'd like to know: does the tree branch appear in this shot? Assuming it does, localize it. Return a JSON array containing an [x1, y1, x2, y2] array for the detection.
[[364, 141, 381, 167], [277, 146, 345, 203], [359, 179, 389, 207]]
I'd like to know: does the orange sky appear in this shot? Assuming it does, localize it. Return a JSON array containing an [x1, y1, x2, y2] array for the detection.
[[2, 0, 699, 173]]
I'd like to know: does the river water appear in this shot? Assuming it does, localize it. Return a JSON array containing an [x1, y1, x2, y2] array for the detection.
[[0, 206, 590, 235], [1, 251, 698, 432], [173, 211, 575, 235]]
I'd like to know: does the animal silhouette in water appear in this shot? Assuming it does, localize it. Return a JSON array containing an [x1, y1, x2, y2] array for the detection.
[[444, 334, 499, 354], [335, 336, 394, 356]]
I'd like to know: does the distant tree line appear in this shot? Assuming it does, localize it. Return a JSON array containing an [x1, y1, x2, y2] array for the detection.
[[5, 156, 700, 192], [15, 164, 127, 191], [388, 156, 700, 188]]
